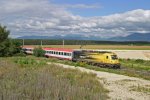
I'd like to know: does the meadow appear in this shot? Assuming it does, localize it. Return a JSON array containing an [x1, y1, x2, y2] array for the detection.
[[25, 45, 150, 50], [0, 57, 109, 100]]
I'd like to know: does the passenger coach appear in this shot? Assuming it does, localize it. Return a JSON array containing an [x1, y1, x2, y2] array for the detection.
[[43, 48, 74, 60]]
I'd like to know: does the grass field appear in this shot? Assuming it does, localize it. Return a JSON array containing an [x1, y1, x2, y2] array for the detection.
[[0, 57, 109, 100], [24, 45, 150, 50], [0, 56, 149, 100]]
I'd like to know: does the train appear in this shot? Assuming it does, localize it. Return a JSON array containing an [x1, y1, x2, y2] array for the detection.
[[22, 46, 120, 69]]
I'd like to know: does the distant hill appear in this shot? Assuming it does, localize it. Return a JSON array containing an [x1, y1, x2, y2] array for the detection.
[[17, 34, 104, 40], [17, 33, 150, 41], [110, 33, 150, 41]]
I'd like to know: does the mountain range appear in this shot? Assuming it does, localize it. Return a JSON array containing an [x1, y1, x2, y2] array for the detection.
[[17, 33, 150, 41]]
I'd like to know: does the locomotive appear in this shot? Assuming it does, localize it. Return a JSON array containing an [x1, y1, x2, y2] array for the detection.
[[23, 46, 120, 69]]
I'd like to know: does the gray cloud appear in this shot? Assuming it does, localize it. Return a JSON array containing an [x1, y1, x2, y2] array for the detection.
[[62, 4, 101, 9], [0, 0, 150, 38]]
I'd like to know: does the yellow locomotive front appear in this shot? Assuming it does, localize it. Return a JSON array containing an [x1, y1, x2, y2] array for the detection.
[[74, 51, 120, 68], [89, 52, 120, 68]]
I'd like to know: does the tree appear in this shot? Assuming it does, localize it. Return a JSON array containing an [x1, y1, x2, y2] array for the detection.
[[33, 47, 46, 57], [0, 25, 10, 43], [0, 24, 21, 57]]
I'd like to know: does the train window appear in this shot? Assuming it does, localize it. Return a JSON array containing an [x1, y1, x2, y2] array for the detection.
[[111, 55, 118, 60], [66, 53, 69, 56], [68, 53, 70, 56], [69, 53, 72, 56], [106, 56, 108, 59], [64, 52, 67, 56], [59, 52, 61, 55], [64, 53, 70, 56], [61, 52, 63, 55], [54, 51, 55, 54], [56, 52, 58, 55]]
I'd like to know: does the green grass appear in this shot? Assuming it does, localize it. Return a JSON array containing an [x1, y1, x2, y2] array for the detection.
[[120, 59, 150, 71], [0, 57, 109, 100]]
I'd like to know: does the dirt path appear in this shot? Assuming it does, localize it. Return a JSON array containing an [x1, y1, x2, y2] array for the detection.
[[48, 62, 150, 100]]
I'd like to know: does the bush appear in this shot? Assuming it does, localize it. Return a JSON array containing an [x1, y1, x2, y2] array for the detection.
[[14, 57, 47, 67], [0, 39, 22, 57], [14, 52, 26, 57], [135, 59, 144, 63], [33, 47, 46, 57]]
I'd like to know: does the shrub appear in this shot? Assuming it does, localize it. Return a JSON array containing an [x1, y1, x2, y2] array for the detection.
[[135, 59, 144, 63], [33, 47, 46, 57], [14, 52, 26, 57], [14, 57, 47, 67]]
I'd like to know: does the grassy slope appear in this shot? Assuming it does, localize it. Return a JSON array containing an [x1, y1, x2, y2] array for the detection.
[[0, 57, 109, 100]]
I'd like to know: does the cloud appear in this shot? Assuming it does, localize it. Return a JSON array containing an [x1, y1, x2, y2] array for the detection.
[[62, 4, 101, 9], [0, 0, 150, 38]]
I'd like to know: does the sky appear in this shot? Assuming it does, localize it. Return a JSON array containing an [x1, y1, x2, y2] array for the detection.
[[0, 0, 150, 39]]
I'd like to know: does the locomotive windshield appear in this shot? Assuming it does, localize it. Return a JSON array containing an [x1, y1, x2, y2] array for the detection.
[[111, 55, 118, 60]]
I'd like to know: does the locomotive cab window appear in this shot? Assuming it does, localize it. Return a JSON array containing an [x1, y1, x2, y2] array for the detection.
[[111, 55, 118, 60]]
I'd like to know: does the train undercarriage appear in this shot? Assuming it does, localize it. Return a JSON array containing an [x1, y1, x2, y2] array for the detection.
[[74, 59, 120, 69]]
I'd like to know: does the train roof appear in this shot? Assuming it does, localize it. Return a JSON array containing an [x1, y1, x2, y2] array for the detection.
[[22, 46, 74, 52], [43, 47, 74, 52]]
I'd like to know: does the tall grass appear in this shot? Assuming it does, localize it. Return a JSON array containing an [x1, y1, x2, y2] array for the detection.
[[0, 57, 109, 100]]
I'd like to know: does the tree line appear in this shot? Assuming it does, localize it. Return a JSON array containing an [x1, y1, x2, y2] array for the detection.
[[15, 39, 150, 46]]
